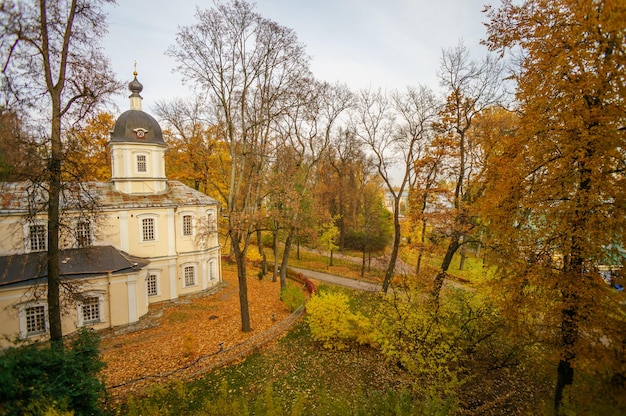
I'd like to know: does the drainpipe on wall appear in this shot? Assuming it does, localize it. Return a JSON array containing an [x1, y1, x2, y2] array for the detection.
[[107, 271, 113, 327]]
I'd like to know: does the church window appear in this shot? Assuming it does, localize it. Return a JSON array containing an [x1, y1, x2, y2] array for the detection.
[[26, 305, 46, 335], [137, 154, 147, 172], [183, 265, 196, 287], [29, 224, 47, 252], [183, 215, 193, 236], [17, 301, 48, 338], [79, 296, 101, 325], [209, 260, 217, 281], [146, 272, 158, 296], [142, 218, 155, 241], [76, 221, 92, 247]]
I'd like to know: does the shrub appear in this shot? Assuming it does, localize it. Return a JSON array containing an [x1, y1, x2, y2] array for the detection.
[[0, 329, 106, 416], [261, 233, 274, 248], [306, 290, 371, 349], [280, 283, 306, 312]]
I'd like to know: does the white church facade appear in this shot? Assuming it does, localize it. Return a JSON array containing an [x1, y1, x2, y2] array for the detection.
[[0, 74, 222, 347]]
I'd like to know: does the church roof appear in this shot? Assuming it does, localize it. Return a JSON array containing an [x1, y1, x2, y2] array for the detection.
[[0, 245, 149, 288], [109, 72, 165, 145], [110, 109, 165, 145], [0, 180, 220, 214]]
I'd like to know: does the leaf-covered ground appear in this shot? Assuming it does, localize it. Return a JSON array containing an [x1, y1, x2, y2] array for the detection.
[[100, 263, 292, 401]]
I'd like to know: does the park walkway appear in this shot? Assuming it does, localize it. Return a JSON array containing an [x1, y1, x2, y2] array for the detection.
[[289, 267, 382, 292]]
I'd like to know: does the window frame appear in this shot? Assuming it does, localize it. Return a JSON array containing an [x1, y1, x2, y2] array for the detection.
[[27, 223, 47, 252], [182, 263, 197, 287], [138, 214, 158, 242], [146, 271, 159, 297], [135, 153, 148, 173], [77, 293, 104, 327], [75, 220, 92, 248], [17, 300, 48, 339], [209, 259, 217, 281], [182, 214, 193, 237]]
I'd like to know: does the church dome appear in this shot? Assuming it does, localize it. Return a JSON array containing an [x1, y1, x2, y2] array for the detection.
[[110, 72, 165, 145], [128, 75, 143, 95], [110, 109, 165, 144]]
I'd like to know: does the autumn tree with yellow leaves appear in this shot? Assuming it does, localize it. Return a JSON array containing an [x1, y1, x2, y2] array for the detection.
[[430, 43, 506, 305], [483, 0, 626, 411], [155, 96, 230, 202], [64, 112, 114, 182]]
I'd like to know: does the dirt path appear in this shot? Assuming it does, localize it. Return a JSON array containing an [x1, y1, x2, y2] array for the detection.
[[295, 248, 469, 290], [289, 267, 381, 291]]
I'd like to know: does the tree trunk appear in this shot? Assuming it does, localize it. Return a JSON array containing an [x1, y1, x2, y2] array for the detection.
[[297, 237, 300, 260], [416, 220, 427, 274], [554, 237, 584, 410], [231, 233, 251, 332], [47, 155, 63, 344], [361, 247, 366, 277], [554, 291, 577, 410], [459, 243, 467, 270], [432, 236, 460, 305], [279, 229, 295, 291], [382, 210, 401, 293], [272, 228, 278, 282], [256, 228, 267, 275], [47, 97, 63, 346]]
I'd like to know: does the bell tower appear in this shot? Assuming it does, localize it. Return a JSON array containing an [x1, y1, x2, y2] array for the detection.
[[108, 71, 168, 194]]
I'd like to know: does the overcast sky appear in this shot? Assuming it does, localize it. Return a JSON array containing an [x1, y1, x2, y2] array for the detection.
[[102, 0, 492, 112]]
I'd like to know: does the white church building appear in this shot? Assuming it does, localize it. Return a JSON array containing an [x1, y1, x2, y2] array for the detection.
[[0, 74, 222, 347]]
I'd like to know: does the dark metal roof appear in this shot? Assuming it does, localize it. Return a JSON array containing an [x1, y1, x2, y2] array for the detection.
[[128, 75, 143, 96], [110, 109, 165, 145], [0, 245, 149, 288], [0, 180, 220, 213]]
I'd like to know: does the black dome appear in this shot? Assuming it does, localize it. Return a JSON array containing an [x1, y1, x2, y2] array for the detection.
[[128, 76, 143, 95], [110, 109, 165, 145]]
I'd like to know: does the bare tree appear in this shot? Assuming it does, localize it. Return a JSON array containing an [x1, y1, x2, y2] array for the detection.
[[353, 86, 437, 293], [168, 0, 312, 332], [0, 0, 120, 345], [325, 128, 370, 250], [430, 42, 505, 305], [393, 86, 440, 275], [272, 81, 353, 289]]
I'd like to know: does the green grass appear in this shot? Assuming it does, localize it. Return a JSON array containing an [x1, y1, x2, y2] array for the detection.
[[111, 313, 421, 416], [106, 236, 626, 415]]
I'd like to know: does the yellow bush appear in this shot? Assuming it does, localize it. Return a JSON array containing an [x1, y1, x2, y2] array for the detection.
[[306, 291, 371, 349]]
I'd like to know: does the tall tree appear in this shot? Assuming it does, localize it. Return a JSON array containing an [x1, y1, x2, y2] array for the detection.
[[168, 0, 312, 332], [430, 43, 505, 304], [483, 0, 626, 410], [354, 86, 437, 293], [315, 129, 370, 250], [0, 0, 119, 344], [272, 81, 352, 288], [353, 180, 392, 277]]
